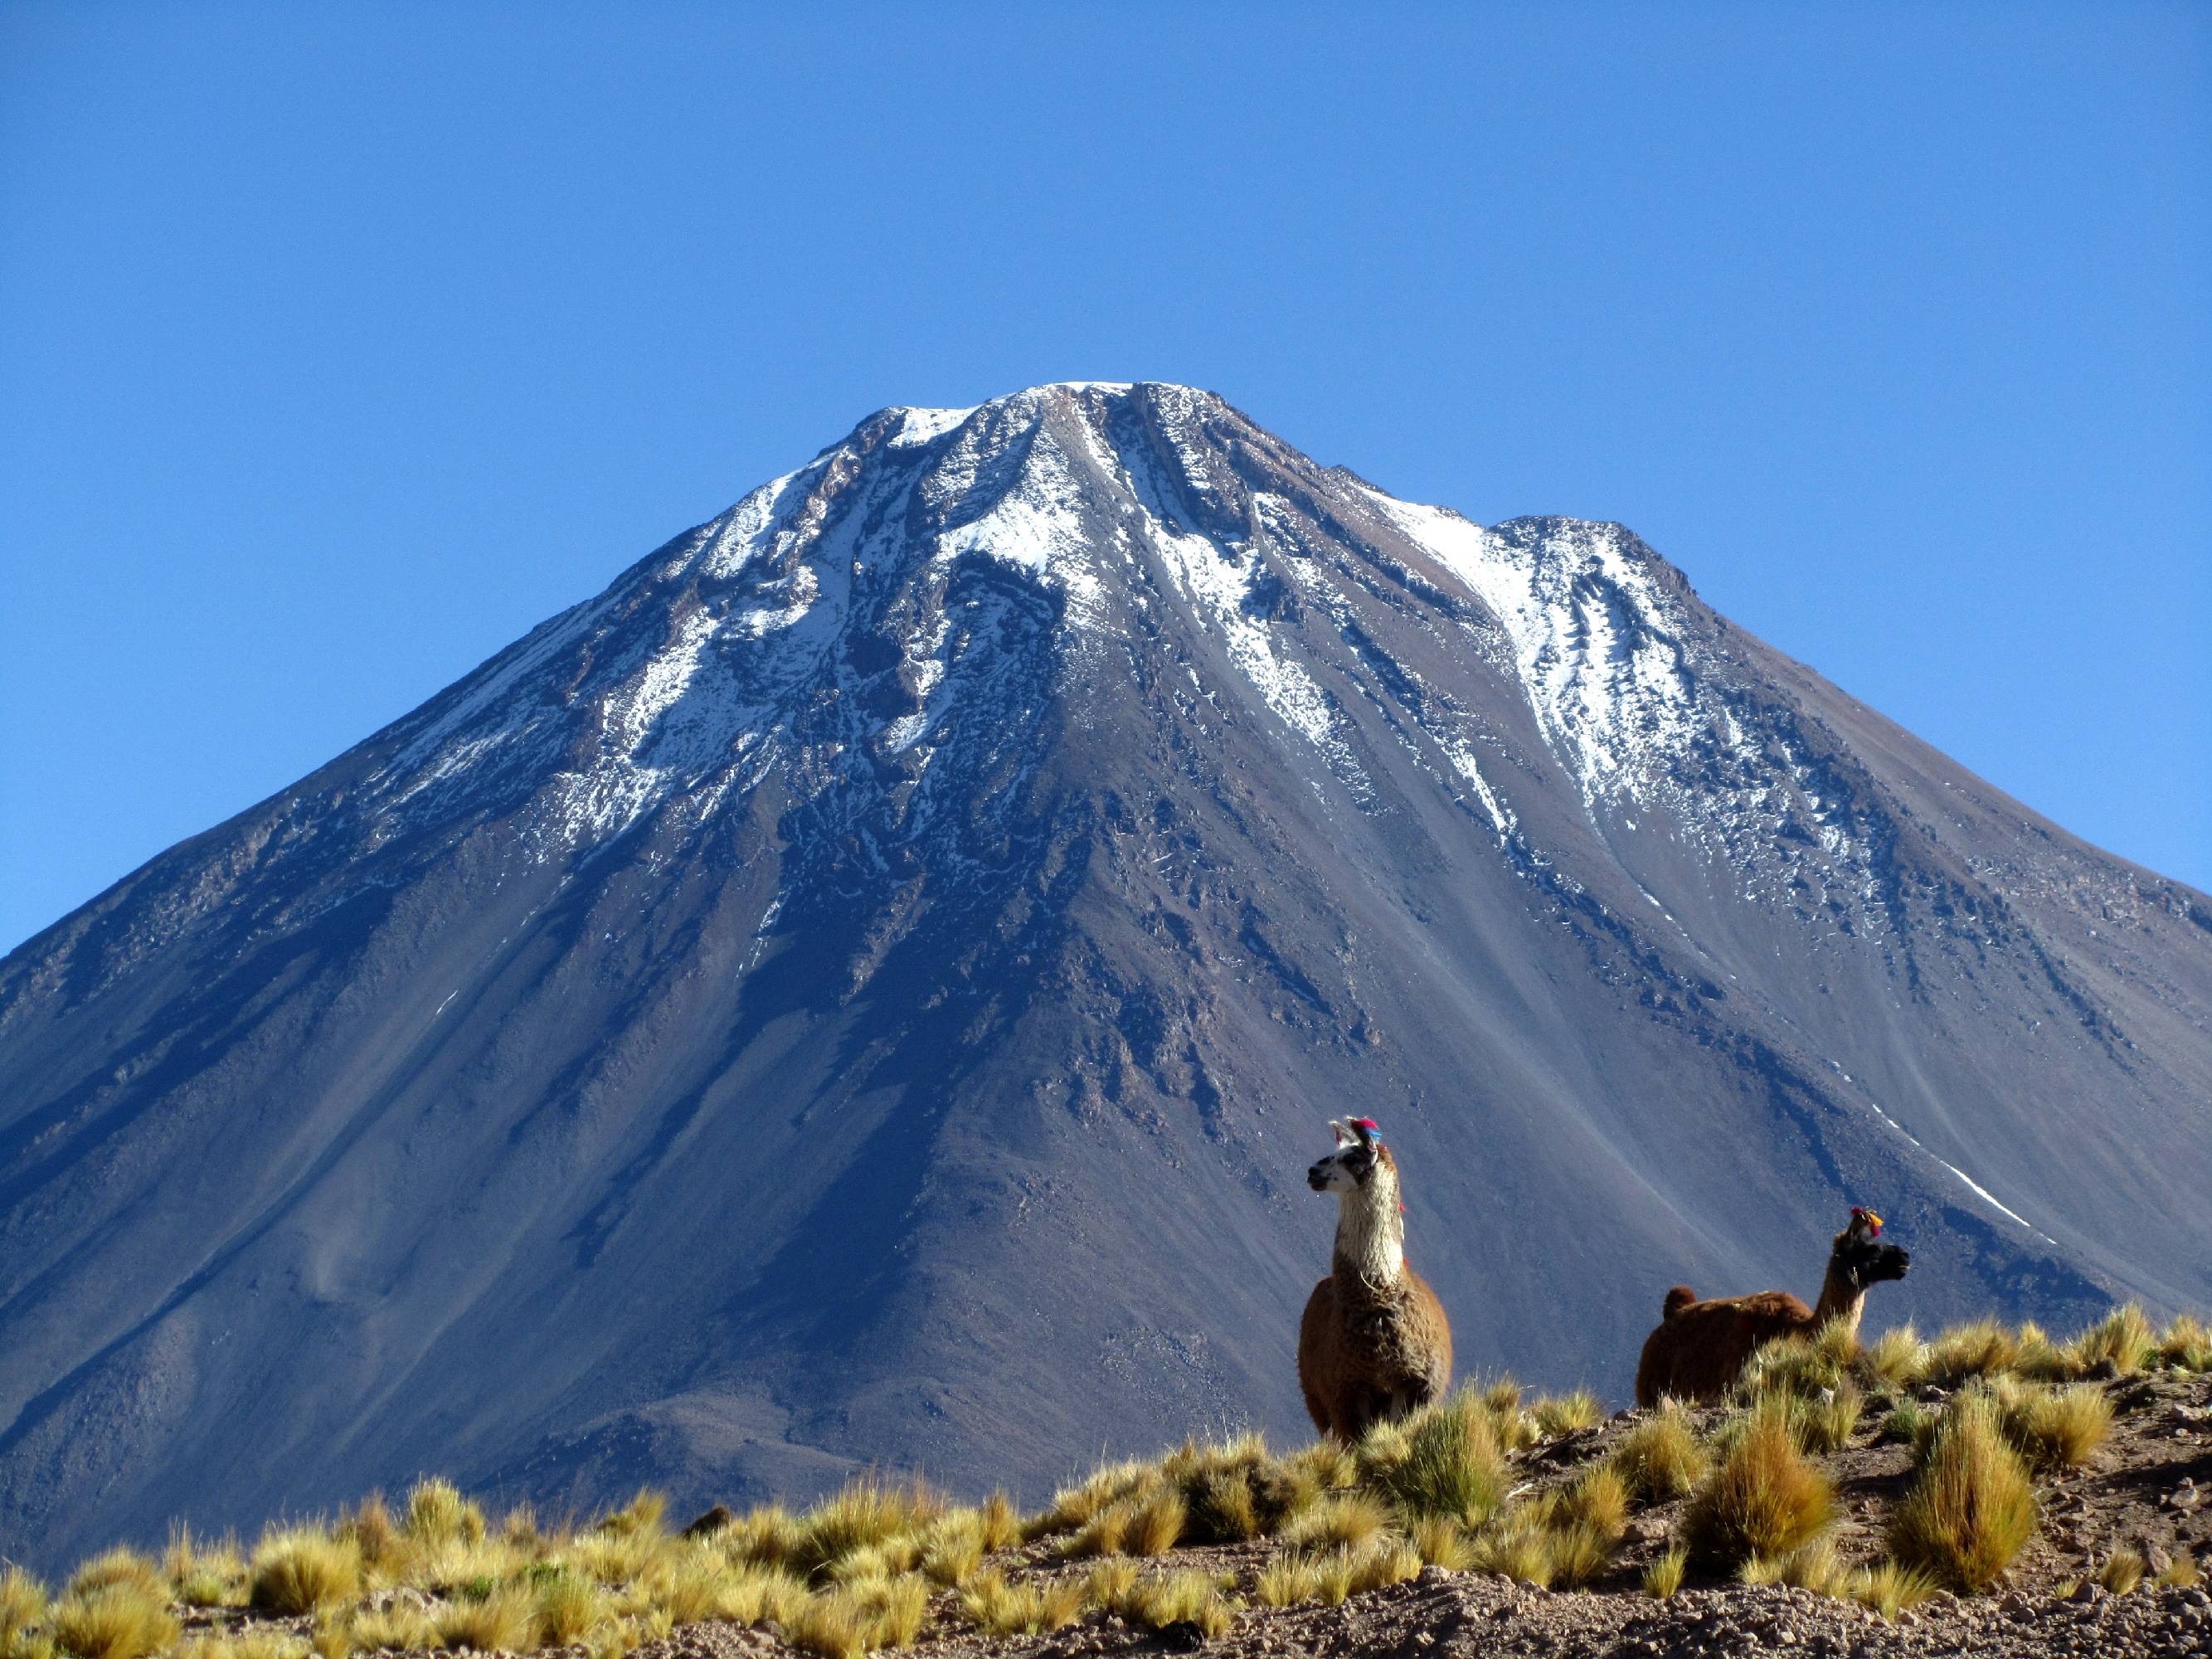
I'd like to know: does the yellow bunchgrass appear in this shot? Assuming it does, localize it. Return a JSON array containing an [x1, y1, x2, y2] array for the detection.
[[1276, 1491, 1393, 1554], [1469, 1506, 1554, 1588], [1356, 1392, 1508, 1525], [1923, 1319, 2020, 1384], [1847, 1559, 1941, 1619], [976, 1491, 1020, 1552], [2068, 1306, 2154, 1377], [2095, 1547, 2146, 1596], [1035, 1459, 1154, 1536], [1407, 1515, 1476, 1571], [533, 1569, 605, 1644], [1739, 1537, 1850, 1598], [434, 1584, 538, 1653], [2157, 1314, 2212, 1373], [1529, 1389, 1602, 1438], [2, 1567, 51, 1659], [1986, 1376, 2112, 1472], [1862, 1324, 1928, 1389], [918, 1514, 984, 1588], [1684, 1400, 1835, 1567], [1115, 1570, 1237, 1639], [2156, 1554, 2202, 1590], [1887, 1389, 2037, 1592], [1557, 1464, 1631, 1542], [334, 1496, 399, 1571], [1610, 1400, 1710, 1501], [1642, 1547, 1687, 1598], [1125, 1486, 1186, 1556], [48, 1584, 177, 1659], [959, 1569, 1087, 1637], [402, 1478, 485, 1546], [593, 1490, 668, 1540], [62, 1558, 159, 1605], [343, 1605, 435, 1653], [248, 1530, 362, 1616]]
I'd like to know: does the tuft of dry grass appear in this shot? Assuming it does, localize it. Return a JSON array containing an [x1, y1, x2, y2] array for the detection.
[[1986, 1377, 2112, 1472], [1407, 1515, 1475, 1571], [2094, 1547, 2146, 1596], [1887, 1389, 2038, 1592], [1058, 1501, 1133, 1559], [1848, 1560, 1941, 1619], [789, 1480, 943, 1579], [1641, 1547, 1687, 1599], [435, 1584, 538, 1653], [2156, 1314, 2212, 1374], [1115, 1570, 1237, 1639], [48, 1586, 177, 1659], [344, 1606, 435, 1653], [1923, 1319, 2020, 1385], [2068, 1306, 2154, 1377], [402, 1477, 485, 1545], [1125, 1486, 1186, 1557], [247, 1531, 361, 1616], [960, 1569, 1085, 1638], [533, 1570, 604, 1645], [1861, 1324, 1928, 1389], [334, 1496, 398, 1570], [1, 1567, 51, 1659], [2156, 1554, 2202, 1590], [918, 1515, 984, 1588], [1740, 1538, 1850, 1598], [1469, 1508, 1554, 1588], [1356, 1392, 1507, 1525], [593, 1490, 668, 1540], [1796, 1383, 1865, 1455], [1557, 1464, 1631, 1542], [969, 1491, 1018, 1553], [1684, 1400, 1835, 1567], [1529, 1389, 1602, 1438], [1610, 1401, 1709, 1502], [1276, 1492, 1393, 1554], [62, 1558, 158, 1605], [1035, 1460, 1152, 1536]]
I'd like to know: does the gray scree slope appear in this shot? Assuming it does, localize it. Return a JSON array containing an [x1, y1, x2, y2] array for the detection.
[[3, 383, 2207, 1571]]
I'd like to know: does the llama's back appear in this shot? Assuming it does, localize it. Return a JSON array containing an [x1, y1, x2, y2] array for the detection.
[[1635, 1288, 1815, 1404]]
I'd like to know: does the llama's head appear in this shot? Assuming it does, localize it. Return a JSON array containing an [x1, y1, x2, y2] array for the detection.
[[1307, 1117, 1396, 1194], [1830, 1206, 1911, 1290]]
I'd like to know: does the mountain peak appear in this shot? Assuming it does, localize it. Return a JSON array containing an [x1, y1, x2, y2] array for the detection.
[[4, 382, 2205, 1574]]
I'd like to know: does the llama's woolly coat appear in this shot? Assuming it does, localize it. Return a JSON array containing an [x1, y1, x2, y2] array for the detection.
[[1633, 1213, 1910, 1406], [1296, 1134, 1453, 1440]]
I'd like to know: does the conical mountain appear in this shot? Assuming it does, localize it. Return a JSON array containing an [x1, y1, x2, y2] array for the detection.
[[3, 382, 2207, 1570]]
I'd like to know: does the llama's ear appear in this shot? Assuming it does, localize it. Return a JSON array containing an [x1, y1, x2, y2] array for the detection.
[[1330, 1119, 1354, 1146], [1348, 1117, 1379, 1147]]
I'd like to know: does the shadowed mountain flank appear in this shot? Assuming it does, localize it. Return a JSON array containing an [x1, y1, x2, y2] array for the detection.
[[2, 382, 2206, 1570]]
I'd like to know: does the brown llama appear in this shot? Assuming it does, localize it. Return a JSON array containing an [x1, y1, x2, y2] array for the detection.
[[1634, 1207, 1911, 1405], [1297, 1117, 1454, 1439]]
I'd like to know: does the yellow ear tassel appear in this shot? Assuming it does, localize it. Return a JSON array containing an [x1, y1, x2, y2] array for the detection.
[[1864, 1211, 1884, 1232]]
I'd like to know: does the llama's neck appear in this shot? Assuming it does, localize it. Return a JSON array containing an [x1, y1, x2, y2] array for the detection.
[[1333, 1164, 1405, 1289], [1811, 1258, 1868, 1339]]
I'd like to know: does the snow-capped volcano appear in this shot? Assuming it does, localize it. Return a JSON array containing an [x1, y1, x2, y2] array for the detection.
[[3, 383, 2207, 1571]]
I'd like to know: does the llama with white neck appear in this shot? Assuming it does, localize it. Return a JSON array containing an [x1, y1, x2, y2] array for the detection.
[[1296, 1117, 1454, 1439]]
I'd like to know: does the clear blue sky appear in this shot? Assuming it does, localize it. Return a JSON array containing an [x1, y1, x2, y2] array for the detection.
[[3, 2, 2206, 954]]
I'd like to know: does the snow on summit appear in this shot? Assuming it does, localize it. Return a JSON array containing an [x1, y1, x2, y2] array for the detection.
[[352, 382, 1871, 925]]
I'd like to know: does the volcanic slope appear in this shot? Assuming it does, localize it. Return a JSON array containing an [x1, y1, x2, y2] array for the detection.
[[2, 382, 2206, 1571]]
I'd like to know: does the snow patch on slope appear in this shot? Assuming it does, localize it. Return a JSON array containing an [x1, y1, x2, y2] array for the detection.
[[1360, 491, 1707, 813]]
